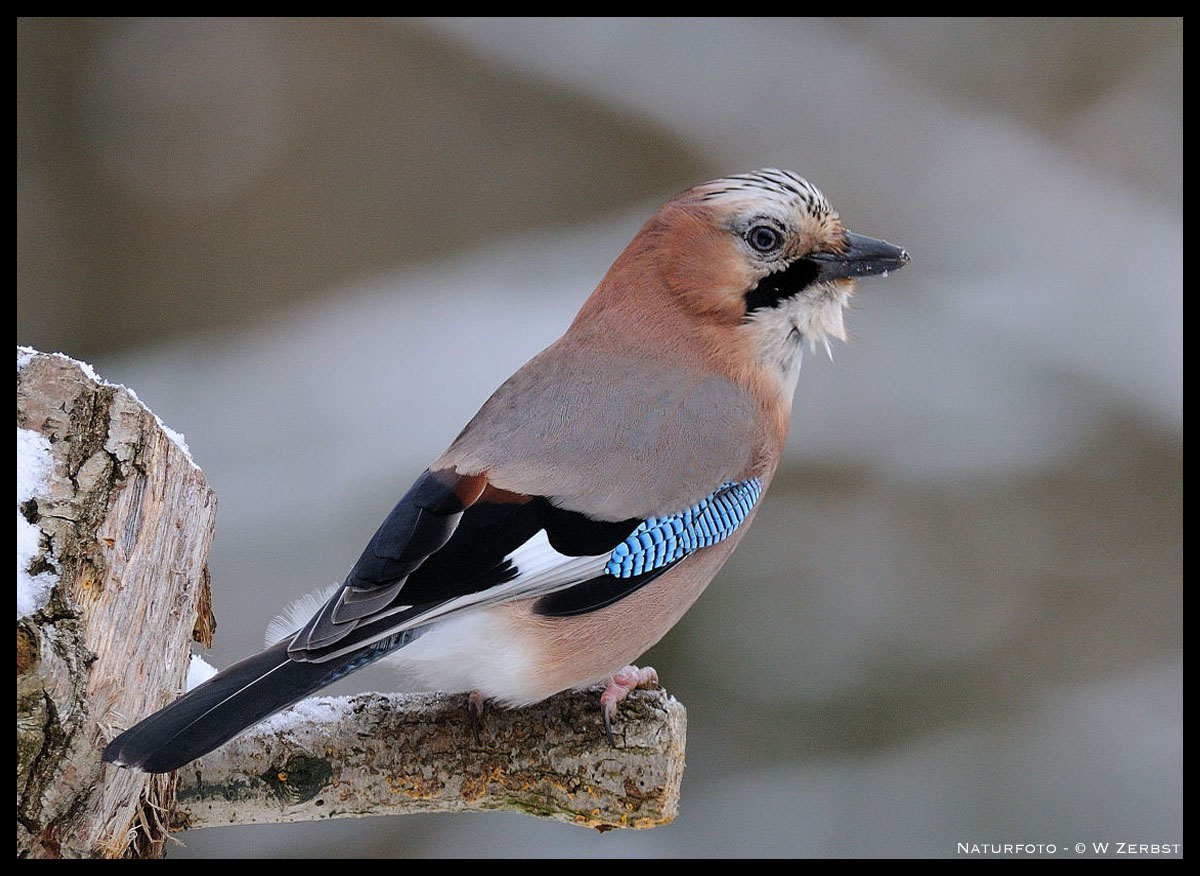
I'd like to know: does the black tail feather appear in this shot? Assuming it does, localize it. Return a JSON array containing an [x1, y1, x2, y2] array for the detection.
[[102, 641, 346, 773]]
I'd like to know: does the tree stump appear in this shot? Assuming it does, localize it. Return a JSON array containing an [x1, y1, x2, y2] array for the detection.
[[17, 348, 217, 858]]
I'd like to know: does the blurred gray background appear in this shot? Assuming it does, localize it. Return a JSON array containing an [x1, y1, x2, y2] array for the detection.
[[17, 18, 1181, 858]]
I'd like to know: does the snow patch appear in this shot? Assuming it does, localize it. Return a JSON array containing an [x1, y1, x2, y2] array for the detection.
[[17, 428, 57, 619], [122, 384, 195, 466], [186, 654, 219, 691], [254, 695, 355, 734]]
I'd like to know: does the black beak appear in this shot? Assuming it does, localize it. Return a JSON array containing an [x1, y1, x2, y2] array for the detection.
[[806, 232, 910, 281]]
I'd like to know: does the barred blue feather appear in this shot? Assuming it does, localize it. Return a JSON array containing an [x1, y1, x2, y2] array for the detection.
[[605, 479, 762, 578]]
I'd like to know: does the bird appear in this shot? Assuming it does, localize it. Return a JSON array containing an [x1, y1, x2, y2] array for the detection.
[[102, 169, 908, 773]]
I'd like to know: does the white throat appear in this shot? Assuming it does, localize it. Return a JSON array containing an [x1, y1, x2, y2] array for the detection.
[[745, 286, 852, 396]]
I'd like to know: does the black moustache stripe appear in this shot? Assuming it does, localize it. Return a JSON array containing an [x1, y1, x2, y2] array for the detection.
[[743, 259, 820, 317]]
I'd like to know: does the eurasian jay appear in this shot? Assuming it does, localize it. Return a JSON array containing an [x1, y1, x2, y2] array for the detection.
[[103, 169, 908, 773]]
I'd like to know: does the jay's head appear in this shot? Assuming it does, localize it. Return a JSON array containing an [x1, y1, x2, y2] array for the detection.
[[623, 169, 908, 367]]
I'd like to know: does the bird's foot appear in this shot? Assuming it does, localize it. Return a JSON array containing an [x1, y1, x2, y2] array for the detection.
[[600, 665, 659, 746], [468, 690, 487, 745]]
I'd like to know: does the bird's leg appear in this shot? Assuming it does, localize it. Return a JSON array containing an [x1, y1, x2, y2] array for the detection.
[[600, 665, 659, 746], [468, 690, 487, 745]]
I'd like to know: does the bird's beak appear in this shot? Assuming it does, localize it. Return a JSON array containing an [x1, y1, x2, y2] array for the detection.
[[807, 232, 910, 281]]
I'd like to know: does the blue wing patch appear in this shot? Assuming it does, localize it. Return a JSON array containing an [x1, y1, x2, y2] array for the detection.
[[605, 479, 762, 578]]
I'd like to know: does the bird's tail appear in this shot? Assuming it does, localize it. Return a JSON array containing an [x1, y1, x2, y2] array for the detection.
[[102, 640, 366, 773]]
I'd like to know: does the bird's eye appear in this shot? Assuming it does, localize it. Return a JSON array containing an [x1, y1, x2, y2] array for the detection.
[[747, 225, 784, 254]]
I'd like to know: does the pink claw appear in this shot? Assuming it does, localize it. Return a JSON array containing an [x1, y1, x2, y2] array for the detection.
[[600, 665, 659, 746]]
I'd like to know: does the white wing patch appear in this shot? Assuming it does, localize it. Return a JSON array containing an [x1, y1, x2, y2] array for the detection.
[[395, 530, 608, 629], [503, 530, 610, 595]]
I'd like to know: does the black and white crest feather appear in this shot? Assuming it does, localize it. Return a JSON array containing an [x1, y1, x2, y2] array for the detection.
[[696, 168, 833, 221]]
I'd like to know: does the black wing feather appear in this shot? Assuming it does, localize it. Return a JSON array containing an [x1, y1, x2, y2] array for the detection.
[[292, 469, 643, 656]]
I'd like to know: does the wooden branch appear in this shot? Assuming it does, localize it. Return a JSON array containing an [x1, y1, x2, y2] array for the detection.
[[175, 688, 685, 832], [15, 347, 689, 857], [17, 348, 218, 858]]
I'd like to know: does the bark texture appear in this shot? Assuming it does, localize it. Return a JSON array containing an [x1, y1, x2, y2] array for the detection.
[[175, 688, 685, 832]]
